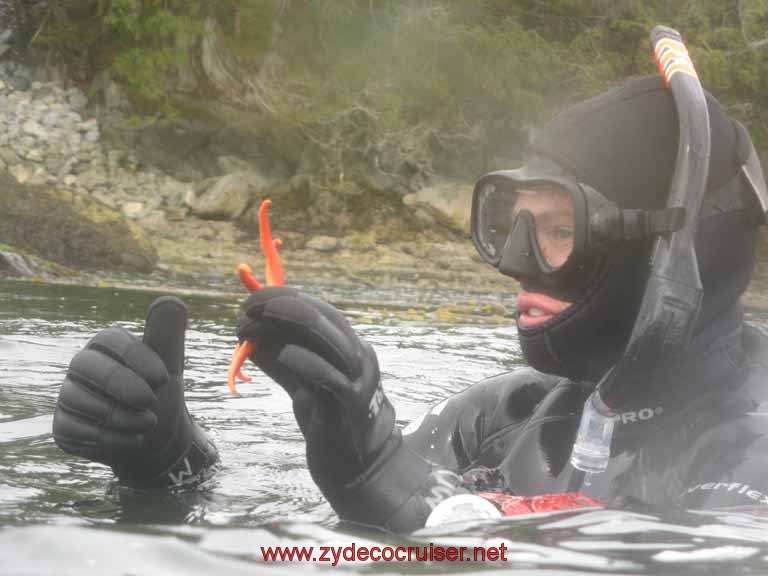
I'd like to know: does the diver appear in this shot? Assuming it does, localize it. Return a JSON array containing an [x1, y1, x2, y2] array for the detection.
[[53, 69, 768, 530]]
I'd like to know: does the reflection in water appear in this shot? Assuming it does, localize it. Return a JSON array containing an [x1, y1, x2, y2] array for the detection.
[[2, 279, 768, 574]]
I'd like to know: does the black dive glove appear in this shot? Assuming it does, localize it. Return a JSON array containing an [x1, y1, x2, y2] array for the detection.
[[237, 287, 438, 530], [53, 296, 219, 488]]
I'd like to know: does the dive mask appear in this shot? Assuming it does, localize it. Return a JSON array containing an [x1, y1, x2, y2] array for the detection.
[[470, 159, 686, 283]]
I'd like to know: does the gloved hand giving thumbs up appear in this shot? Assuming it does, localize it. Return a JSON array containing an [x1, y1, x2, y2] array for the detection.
[[53, 296, 218, 488]]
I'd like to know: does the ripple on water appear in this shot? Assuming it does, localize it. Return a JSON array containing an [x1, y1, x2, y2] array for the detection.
[[4, 279, 768, 574]]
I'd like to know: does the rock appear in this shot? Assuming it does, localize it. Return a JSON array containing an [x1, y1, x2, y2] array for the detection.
[[403, 182, 474, 232], [305, 235, 340, 252], [21, 148, 43, 162], [158, 177, 192, 206], [0, 80, 5, 92], [217, 155, 253, 174], [0, 173, 157, 272], [0, 148, 17, 165], [27, 167, 50, 186], [22, 119, 48, 140], [139, 210, 167, 231], [183, 187, 196, 207], [165, 207, 188, 221], [123, 152, 139, 171], [14, 64, 31, 80], [121, 201, 145, 220], [77, 167, 108, 190], [0, 251, 34, 277], [8, 75, 30, 92], [189, 171, 266, 220], [413, 206, 436, 226], [44, 154, 67, 174], [67, 88, 88, 111], [56, 157, 78, 179], [63, 175, 78, 187], [66, 111, 83, 125], [9, 165, 33, 184], [66, 132, 82, 149], [340, 233, 376, 252], [76, 118, 99, 133]]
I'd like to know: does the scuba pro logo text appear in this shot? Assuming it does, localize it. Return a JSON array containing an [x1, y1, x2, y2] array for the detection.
[[615, 406, 663, 424]]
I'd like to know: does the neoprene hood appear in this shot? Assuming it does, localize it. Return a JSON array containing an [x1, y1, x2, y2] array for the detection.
[[508, 75, 763, 382]]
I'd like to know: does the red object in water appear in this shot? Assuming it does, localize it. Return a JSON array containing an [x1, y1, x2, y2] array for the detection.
[[227, 199, 284, 395], [478, 492, 604, 516], [259, 200, 285, 286], [237, 263, 263, 292]]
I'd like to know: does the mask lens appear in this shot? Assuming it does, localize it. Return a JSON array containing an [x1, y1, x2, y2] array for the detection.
[[475, 178, 576, 270], [513, 186, 575, 269], [475, 181, 517, 262]]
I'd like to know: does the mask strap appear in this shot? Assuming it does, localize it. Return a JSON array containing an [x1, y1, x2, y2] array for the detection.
[[591, 205, 686, 244], [620, 207, 686, 240]]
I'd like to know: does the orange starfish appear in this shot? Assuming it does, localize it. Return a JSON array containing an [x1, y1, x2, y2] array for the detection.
[[227, 199, 285, 395]]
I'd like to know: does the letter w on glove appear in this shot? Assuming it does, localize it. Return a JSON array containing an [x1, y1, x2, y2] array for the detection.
[[53, 297, 218, 488]]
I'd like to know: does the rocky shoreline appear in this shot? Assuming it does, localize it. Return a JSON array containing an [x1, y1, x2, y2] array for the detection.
[[1, 59, 767, 314], [0, 60, 515, 298]]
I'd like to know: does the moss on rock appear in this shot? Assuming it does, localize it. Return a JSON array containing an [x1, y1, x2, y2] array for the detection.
[[0, 172, 157, 272], [240, 175, 464, 244]]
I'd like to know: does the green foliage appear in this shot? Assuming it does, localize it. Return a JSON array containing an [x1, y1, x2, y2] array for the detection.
[[103, 0, 204, 111], [35, 0, 203, 111], [26, 0, 768, 181]]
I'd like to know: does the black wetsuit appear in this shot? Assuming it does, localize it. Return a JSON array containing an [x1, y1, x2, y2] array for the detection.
[[52, 293, 768, 533], [367, 314, 768, 531]]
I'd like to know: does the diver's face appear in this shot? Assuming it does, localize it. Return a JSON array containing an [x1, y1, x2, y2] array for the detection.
[[512, 187, 574, 329]]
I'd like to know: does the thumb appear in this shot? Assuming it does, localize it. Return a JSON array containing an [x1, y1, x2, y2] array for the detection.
[[142, 296, 188, 381]]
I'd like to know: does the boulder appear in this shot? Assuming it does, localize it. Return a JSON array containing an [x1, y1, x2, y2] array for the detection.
[[121, 201, 145, 219], [0, 172, 157, 272], [189, 171, 267, 220], [158, 176, 193, 208], [0, 251, 34, 277], [403, 182, 473, 232], [216, 155, 253, 174]]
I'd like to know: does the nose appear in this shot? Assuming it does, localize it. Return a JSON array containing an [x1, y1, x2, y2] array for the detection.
[[498, 211, 540, 280]]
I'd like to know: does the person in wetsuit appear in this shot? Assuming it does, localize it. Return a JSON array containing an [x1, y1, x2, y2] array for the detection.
[[52, 75, 768, 531]]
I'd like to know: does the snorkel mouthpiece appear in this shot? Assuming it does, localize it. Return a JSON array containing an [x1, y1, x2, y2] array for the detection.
[[571, 390, 615, 473], [571, 26, 711, 474]]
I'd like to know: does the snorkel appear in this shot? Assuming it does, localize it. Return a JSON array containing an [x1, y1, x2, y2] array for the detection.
[[570, 26, 711, 475]]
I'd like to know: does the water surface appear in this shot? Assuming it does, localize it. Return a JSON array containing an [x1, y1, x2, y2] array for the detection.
[[2, 279, 768, 574]]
